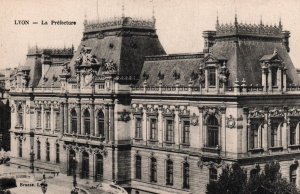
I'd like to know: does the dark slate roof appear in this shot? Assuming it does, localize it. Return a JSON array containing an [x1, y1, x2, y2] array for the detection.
[[211, 39, 300, 86], [68, 28, 165, 77], [136, 53, 204, 87], [37, 65, 64, 88], [23, 56, 42, 87]]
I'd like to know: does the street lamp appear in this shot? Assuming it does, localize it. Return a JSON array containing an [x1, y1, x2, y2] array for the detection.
[[70, 157, 79, 194], [40, 174, 48, 194], [29, 146, 35, 173]]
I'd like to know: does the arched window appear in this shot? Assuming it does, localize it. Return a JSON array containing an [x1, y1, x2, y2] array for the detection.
[[135, 155, 142, 179], [95, 154, 103, 182], [56, 143, 60, 163], [150, 157, 157, 182], [17, 105, 23, 126], [71, 109, 77, 134], [46, 142, 50, 161], [209, 168, 218, 182], [82, 151, 89, 179], [183, 162, 190, 189], [37, 140, 41, 160], [290, 165, 297, 184], [166, 160, 173, 185], [83, 110, 90, 135], [207, 116, 219, 147], [97, 110, 104, 137], [18, 139, 22, 157]]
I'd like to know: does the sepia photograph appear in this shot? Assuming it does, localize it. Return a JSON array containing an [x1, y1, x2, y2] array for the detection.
[[1, 0, 300, 193]]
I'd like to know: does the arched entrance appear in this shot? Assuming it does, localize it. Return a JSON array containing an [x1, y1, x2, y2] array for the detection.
[[68, 149, 76, 176], [81, 151, 89, 179], [95, 154, 103, 182]]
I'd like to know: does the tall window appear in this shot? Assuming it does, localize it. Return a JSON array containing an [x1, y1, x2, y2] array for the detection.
[[135, 155, 142, 179], [83, 110, 90, 135], [56, 143, 60, 163], [46, 142, 50, 161], [135, 118, 142, 139], [37, 140, 41, 160], [207, 116, 219, 147], [37, 111, 41, 128], [208, 67, 216, 86], [271, 67, 278, 87], [166, 120, 174, 142], [150, 119, 157, 140], [18, 139, 22, 157], [150, 157, 157, 182], [97, 110, 104, 137], [55, 112, 60, 130], [250, 121, 259, 149], [17, 105, 23, 126], [271, 121, 279, 147], [209, 168, 218, 182], [71, 109, 77, 134], [45, 111, 51, 129], [182, 121, 190, 144], [166, 160, 173, 185], [290, 120, 297, 145], [290, 165, 297, 184], [183, 162, 190, 189]]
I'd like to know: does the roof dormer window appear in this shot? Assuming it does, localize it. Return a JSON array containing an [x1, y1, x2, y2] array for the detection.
[[208, 67, 216, 87]]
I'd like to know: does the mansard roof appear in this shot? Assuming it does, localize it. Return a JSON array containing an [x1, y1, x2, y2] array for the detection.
[[67, 17, 166, 77], [136, 53, 204, 87], [37, 65, 64, 88]]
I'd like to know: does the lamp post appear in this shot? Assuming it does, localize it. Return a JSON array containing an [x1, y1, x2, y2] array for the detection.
[[29, 146, 35, 173], [40, 174, 48, 194], [70, 157, 79, 194]]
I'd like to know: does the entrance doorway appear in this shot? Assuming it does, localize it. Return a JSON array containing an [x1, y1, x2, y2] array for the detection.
[[68, 150, 76, 176]]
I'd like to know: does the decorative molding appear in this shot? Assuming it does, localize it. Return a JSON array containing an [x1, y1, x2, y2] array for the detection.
[[190, 113, 198, 126], [119, 109, 131, 122], [226, 115, 236, 128]]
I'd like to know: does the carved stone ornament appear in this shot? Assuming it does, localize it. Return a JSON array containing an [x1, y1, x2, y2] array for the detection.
[[26, 105, 30, 114], [104, 59, 117, 72], [226, 115, 235, 128], [10, 104, 15, 113], [269, 108, 284, 118], [82, 70, 94, 86], [249, 108, 264, 118], [120, 109, 130, 122], [190, 113, 198, 126], [75, 46, 99, 67]]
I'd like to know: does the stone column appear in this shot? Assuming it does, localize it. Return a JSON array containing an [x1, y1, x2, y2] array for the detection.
[[64, 102, 68, 133], [216, 68, 219, 93], [76, 102, 81, 135], [41, 103, 45, 132], [51, 103, 54, 132], [60, 102, 64, 135], [142, 105, 147, 143], [282, 106, 288, 149], [174, 106, 180, 146], [243, 107, 249, 152], [91, 103, 95, 136], [198, 106, 204, 148], [262, 68, 267, 92], [220, 107, 226, 153], [283, 68, 287, 92], [277, 68, 282, 91], [205, 69, 208, 92], [104, 104, 109, 142], [95, 108, 99, 137], [268, 68, 272, 92], [158, 105, 164, 145], [109, 104, 115, 143], [262, 107, 269, 151]]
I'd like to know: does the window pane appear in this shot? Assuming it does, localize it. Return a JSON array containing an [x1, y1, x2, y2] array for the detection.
[[208, 67, 216, 86]]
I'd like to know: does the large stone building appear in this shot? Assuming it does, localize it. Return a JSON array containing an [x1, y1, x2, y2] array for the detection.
[[8, 14, 300, 194]]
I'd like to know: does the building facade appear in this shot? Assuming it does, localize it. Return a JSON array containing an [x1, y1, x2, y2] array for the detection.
[[8, 15, 300, 194]]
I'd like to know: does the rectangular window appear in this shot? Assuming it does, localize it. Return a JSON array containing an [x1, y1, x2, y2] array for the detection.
[[18, 113, 23, 126], [208, 67, 216, 86], [37, 141, 41, 160], [271, 122, 278, 147], [46, 142, 50, 161], [290, 121, 297, 145], [150, 119, 157, 140], [250, 122, 259, 149], [166, 160, 173, 185], [166, 119, 173, 142], [37, 111, 41, 128], [135, 118, 142, 139], [135, 155, 141, 179], [183, 163, 190, 189], [55, 112, 60, 130], [182, 121, 190, 144], [18, 139, 22, 158], [56, 144, 60, 163], [150, 158, 157, 182], [271, 67, 278, 86], [45, 112, 51, 129], [71, 117, 77, 134]]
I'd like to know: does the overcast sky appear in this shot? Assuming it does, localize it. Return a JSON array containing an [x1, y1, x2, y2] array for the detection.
[[1, 0, 300, 69]]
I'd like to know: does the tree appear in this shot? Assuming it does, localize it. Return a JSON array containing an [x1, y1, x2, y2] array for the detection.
[[206, 161, 299, 194]]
